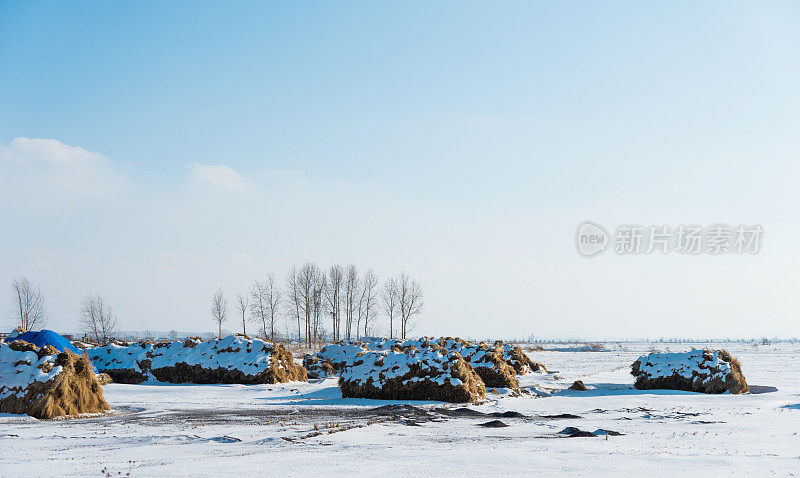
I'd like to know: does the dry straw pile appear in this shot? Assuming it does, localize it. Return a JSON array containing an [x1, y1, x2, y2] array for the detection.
[[631, 349, 749, 394], [0, 340, 110, 419], [339, 346, 486, 403]]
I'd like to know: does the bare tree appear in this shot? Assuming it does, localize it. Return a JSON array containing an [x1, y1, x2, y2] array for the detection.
[[236, 294, 249, 335], [296, 262, 322, 345], [381, 277, 398, 338], [79, 293, 118, 345], [168, 329, 178, 340], [286, 266, 302, 343], [10, 277, 46, 330], [324, 264, 344, 342], [211, 288, 228, 338], [311, 273, 326, 344], [251, 274, 281, 341], [397, 272, 424, 339], [250, 279, 268, 338], [343, 264, 360, 340], [358, 269, 378, 338]]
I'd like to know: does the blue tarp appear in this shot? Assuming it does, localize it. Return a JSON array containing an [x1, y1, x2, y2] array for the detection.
[[4, 329, 81, 355]]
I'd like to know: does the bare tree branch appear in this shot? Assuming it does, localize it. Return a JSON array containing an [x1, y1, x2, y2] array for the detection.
[[381, 277, 398, 339], [360, 269, 378, 338], [211, 288, 228, 338], [324, 264, 344, 342], [397, 272, 423, 339], [79, 293, 118, 345], [10, 277, 46, 330], [236, 293, 248, 335]]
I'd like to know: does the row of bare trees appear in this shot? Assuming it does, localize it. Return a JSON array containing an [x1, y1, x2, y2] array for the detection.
[[212, 263, 424, 344], [8, 277, 118, 345]]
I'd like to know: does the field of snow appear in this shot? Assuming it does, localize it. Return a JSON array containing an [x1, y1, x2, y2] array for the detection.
[[1, 341, 798, 477]]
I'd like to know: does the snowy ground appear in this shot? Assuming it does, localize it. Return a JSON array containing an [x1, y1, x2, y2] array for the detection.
[[1, 342, 798, 477]]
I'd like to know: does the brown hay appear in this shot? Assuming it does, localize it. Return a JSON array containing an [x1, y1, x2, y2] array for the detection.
[[339, 351, 486, 403], [461, 343, 519, 389], [631, 349, 749, 394], [96, 373, 113, 386], [303, 354, 335, 379], [568, 380, 587, 391], [0, 349, 110, 419], [497, 342, 548, 374]]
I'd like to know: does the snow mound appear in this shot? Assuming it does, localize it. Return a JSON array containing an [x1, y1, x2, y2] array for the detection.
[[0, 341, 110, 419], [631, 349, 749, 394], [339, 346, 486, 403], [88, 335, 307, 384]]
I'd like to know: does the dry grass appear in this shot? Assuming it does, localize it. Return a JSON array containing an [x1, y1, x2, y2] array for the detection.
[[0, 345, 110, 419], [96, 373, 113, 386], [496, 342, 548, 374], [303, 354, 335, 379], [461, 343, 519, 389]]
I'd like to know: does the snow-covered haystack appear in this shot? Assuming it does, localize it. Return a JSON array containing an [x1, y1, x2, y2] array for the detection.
[[437, 339, 519, 389], [87, 341, 152, 383], [302, 353, 336, 379], [89, 335, 307, 384], [495, 341, 548, 374], [339, 346, 486, 403], [0, 341, 110, 419], [631, 349, 749, 394], [303, 342, 368, 378], [306, 336, 546, 388]]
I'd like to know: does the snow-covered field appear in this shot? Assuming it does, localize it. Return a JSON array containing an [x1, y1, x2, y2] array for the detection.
[[1, 342, 798, 477]]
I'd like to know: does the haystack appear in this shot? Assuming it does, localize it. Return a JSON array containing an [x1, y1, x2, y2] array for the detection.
[[495, 341, 548, 374], [454, 343, 519, 389], [88, 342, 151, 383], [631, 349, 749, 394], [96, 373, 113, 385], [0, 341, 110, 419], [307, 342, 369, 370], [303, 354, 336, 379], [339, 347, 486, 403], [90, 335, 307, 384]]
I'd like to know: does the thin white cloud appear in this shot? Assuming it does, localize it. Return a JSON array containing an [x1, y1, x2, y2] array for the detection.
[[0, 137, 125, 199], [158, 251, 204, 271], [189, 162, 249, 191]]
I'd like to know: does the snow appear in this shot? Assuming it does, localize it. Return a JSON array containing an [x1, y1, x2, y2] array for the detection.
[[0, 343, 62, 399], [313, 342, 369, 367], [1, 341, 799, 476]]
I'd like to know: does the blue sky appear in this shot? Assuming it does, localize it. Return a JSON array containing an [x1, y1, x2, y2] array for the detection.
[[1, 1, 799, 338]]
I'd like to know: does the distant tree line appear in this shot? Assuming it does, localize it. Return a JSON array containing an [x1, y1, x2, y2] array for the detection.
[[212, 263, 424, 344], [7, 276, 119, 345], [7, 265, 424, 347]]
